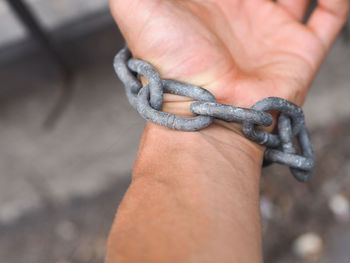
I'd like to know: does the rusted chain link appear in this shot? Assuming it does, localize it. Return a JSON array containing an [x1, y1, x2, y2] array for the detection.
[[113, 46, 315, 182]]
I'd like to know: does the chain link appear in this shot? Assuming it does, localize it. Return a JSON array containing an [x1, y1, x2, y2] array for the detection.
[[113, 46, 315, 182]]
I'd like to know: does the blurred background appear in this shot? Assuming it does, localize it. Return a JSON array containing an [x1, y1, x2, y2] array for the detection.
[[0, 1, 349, 262]]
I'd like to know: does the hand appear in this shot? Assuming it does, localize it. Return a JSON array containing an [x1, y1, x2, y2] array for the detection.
[[110, 0, 348, 112], [107, 3, 349, 262]]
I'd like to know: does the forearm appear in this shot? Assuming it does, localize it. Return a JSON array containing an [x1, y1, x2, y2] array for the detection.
[[106, 123, 264, 263]]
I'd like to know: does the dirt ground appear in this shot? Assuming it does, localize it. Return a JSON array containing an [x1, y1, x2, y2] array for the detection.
[[262, 119, 350, 263]]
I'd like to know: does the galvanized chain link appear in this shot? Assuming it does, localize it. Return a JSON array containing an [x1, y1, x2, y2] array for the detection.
[[113, 46, 315, 182]]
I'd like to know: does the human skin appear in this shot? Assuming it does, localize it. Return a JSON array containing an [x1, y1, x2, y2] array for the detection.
[[106, 0, 349, 262]]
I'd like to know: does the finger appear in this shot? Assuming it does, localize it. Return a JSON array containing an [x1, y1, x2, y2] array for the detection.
[[307, 0, 349, 50], [277, 0, 311, 21]]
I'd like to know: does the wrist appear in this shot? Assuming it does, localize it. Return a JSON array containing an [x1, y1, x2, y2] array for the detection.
[[112, 122, 264, 263], [133, 122, 264, 182]]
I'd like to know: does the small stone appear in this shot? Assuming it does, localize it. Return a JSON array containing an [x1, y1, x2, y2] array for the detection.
[[260, 196, 274, 220], [328, 194, 350, 222], [293, 232, 323, 261]]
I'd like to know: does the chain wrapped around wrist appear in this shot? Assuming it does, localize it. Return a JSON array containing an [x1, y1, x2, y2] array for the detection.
[[113, 45, 315, 182]]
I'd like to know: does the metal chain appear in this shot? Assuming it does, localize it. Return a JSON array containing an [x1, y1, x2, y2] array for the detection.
[[113, 46, 315, 182]]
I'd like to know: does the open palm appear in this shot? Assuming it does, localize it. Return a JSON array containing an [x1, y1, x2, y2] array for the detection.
[[110, 0, 348, 109]]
